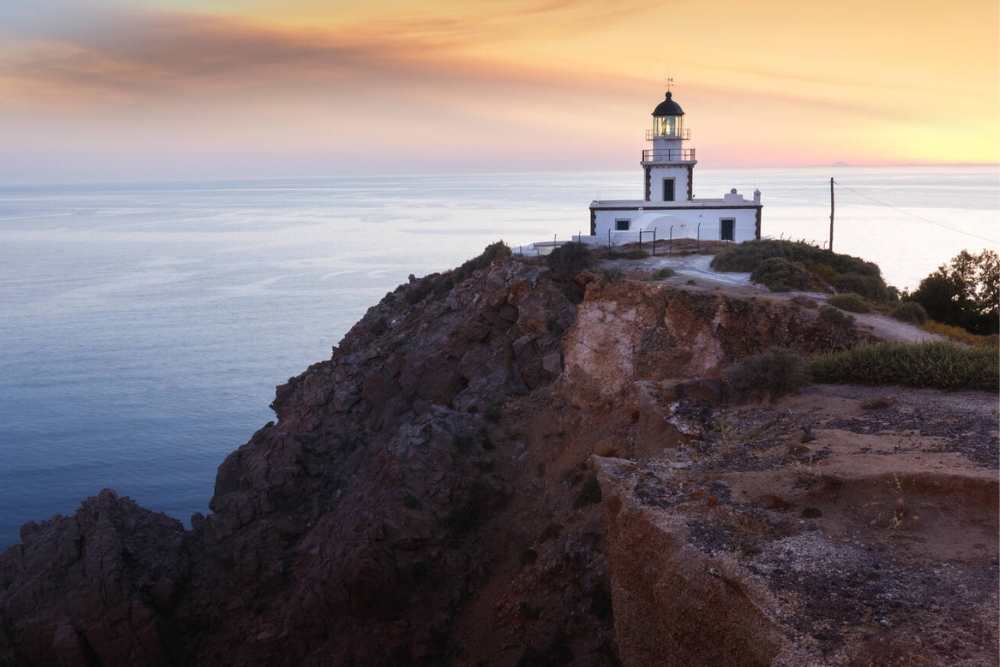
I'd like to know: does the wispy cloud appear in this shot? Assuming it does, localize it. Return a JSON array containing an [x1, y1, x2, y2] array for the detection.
[[0, 0, 994, 178], [0, 0, 657, 105]]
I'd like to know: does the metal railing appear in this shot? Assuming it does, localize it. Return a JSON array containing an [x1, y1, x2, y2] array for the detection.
[[645, 129, 691, 141], [641, 148, 696, 162]]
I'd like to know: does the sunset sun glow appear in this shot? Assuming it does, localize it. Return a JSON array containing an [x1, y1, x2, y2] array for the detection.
[[1, 0, 996, 181]]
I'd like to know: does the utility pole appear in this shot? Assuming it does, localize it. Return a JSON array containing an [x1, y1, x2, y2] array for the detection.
[[829, 177, 835, 251]]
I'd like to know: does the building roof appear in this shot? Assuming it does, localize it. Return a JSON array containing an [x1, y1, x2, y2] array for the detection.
[[652, 91, 684, 117]]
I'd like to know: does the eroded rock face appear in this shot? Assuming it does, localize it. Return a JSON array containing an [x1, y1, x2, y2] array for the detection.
[[0, 490, 186, 667], [596, 458, 786, 667], [562, 281, 868, 403], [1, 251, 992, 667], [594, 385, 999, 667]]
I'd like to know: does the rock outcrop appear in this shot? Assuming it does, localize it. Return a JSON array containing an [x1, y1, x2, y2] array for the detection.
[[1, 246, 995, 667]]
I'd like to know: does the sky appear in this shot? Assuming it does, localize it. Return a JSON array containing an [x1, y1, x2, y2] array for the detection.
[[1, 0, 997, 182]]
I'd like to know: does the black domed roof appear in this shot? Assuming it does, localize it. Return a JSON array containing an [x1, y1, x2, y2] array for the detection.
[[652, 91, 684, 117]]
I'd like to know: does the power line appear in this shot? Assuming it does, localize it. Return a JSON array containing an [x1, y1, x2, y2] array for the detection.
[[832, 179, 999, 246]]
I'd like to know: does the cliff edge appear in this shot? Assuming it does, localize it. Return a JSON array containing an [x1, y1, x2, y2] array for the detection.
[[1, 245, 996, 666]]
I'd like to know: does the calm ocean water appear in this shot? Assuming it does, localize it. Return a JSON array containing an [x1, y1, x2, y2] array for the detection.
[[0, 166, 997, 548]]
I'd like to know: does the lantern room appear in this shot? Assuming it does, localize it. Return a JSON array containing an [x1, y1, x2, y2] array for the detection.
[[649, 91, 689, 140]]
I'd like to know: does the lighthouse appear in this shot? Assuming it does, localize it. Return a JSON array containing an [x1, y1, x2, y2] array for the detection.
[[643, 91, 696, 203], [587, 87, 762, 243]]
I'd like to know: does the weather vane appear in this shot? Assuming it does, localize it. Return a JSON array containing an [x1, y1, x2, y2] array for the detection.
[[666, 75, 674, 92]]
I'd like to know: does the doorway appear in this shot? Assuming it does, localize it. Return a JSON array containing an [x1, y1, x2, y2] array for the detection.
[[662, 179, 675, 202], [720, 218, 735, 241]]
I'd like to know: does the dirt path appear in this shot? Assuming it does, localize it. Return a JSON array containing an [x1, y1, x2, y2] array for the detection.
[[618, 252, 941, 344]]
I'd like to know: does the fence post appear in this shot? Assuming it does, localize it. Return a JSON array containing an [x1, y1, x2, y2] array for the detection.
[[669, 225, 674, 256], [638, 229, 643, 253], [697, 222, 701, 253], [652, 228, 657, 256]]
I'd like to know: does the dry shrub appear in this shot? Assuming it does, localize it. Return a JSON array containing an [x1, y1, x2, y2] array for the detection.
[[728, 348, 810, 402]]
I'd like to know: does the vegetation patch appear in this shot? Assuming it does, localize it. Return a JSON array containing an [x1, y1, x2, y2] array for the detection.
[[712, 239, 880, 276], [602, 267, 625, 282], [728, 348, 810, 402], [750, 257, 815, 292], [808, 341, 998, 391], [817, 305, 856, 328], [922, 321, 998, 348], [890, 301, 927, 325], [546, 242, 595, 279], [452, 241, 511, 283], [833, 274, 890, 301], [404, 283, 431, 305], [826, 293, 870, 313], [649, 267, 676, 280], [908, 249, 998, 335], [791, 295, 818, 309], [712, 239, 890, 297]]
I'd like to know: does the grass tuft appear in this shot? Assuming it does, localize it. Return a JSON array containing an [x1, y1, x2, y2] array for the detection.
[[808, 340, 998, 391]]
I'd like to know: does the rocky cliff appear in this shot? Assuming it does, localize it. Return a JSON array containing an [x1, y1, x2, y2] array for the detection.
[[1, 246, 996, 667]]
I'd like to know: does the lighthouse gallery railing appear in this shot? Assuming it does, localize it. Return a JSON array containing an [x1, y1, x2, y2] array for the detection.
[[641, 148, 696, 162]]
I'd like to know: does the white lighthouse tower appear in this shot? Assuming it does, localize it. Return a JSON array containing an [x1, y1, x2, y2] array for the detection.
[[643, 89, 696, 203], [586, 86, 762, 243]]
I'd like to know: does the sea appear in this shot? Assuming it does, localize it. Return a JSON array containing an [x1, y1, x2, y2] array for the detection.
[[1, 166, 997, 549]]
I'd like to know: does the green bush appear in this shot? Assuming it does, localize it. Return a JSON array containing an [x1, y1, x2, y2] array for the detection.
[[909, 250, 998, 335], [750, 257, 813, 292], [547, 242, 595, 279], [891, 301, 927, 325], [728, 348, 810, 401], [452, 241, 511, 282], [817, 305, 856, 328], [826, 293, 870, 313], [405, 283, 430, 305], [650, 267, 676, 280], [808, 263, 838, 282], [712, 239, 880, 276], [833, 274, 889, 302], [602, 267, 625, 281], [808, 341, 998, 391], [712, 240, 889, 297]]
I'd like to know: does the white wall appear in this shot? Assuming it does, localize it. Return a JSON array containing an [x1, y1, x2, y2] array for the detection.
[[592, 206, 759, 243], [646, 165, 691, 203]]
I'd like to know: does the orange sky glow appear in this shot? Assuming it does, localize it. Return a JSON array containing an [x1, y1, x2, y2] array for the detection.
[[0, 0, 996, 181]]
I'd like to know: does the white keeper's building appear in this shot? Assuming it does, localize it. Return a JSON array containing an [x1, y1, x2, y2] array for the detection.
[[585, 89, 762, 245]]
